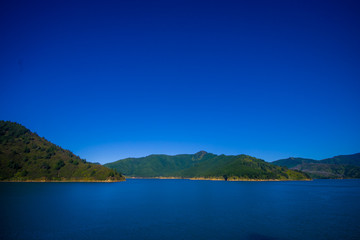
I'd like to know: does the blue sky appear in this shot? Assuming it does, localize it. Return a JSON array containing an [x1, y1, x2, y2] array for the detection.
[[1, 0, 359, 164]]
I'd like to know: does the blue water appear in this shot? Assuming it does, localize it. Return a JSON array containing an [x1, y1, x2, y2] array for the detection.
[[1, 179, 359, 240]]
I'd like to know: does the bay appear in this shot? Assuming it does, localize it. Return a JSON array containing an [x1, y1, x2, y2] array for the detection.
[[1, 179, 359, 240]]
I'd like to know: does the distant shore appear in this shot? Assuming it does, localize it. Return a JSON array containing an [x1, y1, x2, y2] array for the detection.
[[125, 177, 311, 181], [1, 177, 312, 182]]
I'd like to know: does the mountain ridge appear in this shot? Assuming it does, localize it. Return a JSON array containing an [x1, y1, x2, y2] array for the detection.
[[271, 153, 360, 179], [105, 152, 310, 181]]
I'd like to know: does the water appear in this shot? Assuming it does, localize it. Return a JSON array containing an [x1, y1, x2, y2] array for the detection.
[[0, 179, 359, 240]]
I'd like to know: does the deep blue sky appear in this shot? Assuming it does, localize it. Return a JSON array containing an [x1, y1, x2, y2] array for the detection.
[[1, 0, 359, 164]]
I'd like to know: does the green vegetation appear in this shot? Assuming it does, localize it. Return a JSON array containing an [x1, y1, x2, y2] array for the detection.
[[270, 157, 318, 169], [271, 153, 360, 179], [105, 151, 310, 180], [0, 121, 125, 181], [321, 154, 360, 166]]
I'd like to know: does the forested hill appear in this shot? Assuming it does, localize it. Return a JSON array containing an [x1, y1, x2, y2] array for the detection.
[[272, 153, 360, 179], [321, 153, 360, 166], [0, 121, 124, 181], [105, 151, 310, 181], [271, 157, 319, 169]]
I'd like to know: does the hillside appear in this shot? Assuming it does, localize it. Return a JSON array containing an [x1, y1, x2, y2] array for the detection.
[[270, 157, 318, 169], [321, 153, 360, 166], [0, 121, 125, 182], [272, 153, 360, 179], [105, 151, 310, 181]]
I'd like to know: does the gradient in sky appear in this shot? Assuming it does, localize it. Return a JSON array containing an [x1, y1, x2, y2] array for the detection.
[[1, 0, 359, 164]]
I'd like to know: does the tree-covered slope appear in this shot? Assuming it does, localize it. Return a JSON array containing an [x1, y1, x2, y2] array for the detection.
[[104, 151, 216, 177], [321, 153, 360, 166], [0, 121, 124, 181], [105, 151, 310, 180], [292, 163, 360, 179], [271, 157, 318, 169], [271, 153, 360, 179]]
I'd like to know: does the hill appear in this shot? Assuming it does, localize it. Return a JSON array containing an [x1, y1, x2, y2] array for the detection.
[[0, 121, 125, 182], [105, 151, 310, 181], [321, 153, 360, 166], [272, 153, 360, 179], [270, 157, 318, 169]]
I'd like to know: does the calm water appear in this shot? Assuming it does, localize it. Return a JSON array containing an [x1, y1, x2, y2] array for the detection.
[[1, 179, 359, 240]]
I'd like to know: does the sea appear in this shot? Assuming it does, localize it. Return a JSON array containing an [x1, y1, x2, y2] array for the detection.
[[0, 179, 359, 240]]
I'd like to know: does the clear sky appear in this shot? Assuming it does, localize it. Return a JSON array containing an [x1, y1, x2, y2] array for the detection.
[[1, 0, 359, 164]]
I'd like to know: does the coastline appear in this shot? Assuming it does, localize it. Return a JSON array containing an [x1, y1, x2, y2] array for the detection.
[[2, 177, 313, 182], [125, 176, 311, 181]]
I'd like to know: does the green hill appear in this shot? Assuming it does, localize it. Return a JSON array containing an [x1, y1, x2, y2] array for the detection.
[[271, 157, 318, 169], [105, 151, 310, 181], [0, 121, 125, 182], [272, 153, 360, 179], [321, 153, 360, 166]]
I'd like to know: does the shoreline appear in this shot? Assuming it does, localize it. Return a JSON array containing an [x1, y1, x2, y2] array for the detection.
[[125, 176, 312, 181], [1, 177, 313, 182]]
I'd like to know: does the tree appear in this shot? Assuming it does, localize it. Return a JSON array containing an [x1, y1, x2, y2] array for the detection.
[[55, 160, 65, 170]]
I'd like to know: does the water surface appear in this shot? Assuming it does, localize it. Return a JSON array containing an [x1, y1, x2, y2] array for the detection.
[[1, 179, 359, 240]]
